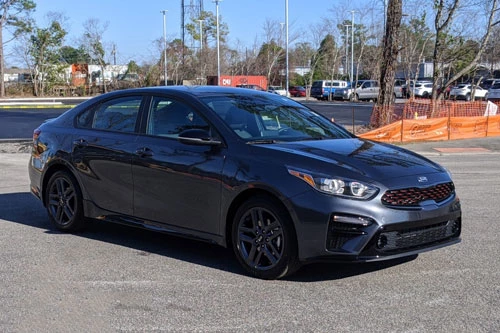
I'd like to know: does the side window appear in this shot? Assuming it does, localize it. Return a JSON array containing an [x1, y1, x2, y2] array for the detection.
[[372, 81, 379, 88], [147, 97, 209, 137], [77, 96, 141, 133]]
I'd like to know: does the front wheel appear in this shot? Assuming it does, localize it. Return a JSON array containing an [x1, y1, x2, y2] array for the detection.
[[232, 196, 299, 279], [45, 171, 85, 232]]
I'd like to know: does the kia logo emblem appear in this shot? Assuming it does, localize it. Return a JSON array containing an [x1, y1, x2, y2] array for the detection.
[[418, 176, 428, 183]]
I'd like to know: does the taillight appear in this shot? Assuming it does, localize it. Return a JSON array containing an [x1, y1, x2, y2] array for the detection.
[[33, 128, 42, 154], [33, 128, 41, 141]]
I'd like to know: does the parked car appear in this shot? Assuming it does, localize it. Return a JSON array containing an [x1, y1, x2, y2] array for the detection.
[[311, 80, 348, 100], [268, 86, 289, 96], [333, 80, 380, 101], [480, 79, 500, 90], [28, 86, 462, 279], [449, 84, 488, 101], [236, 84, 266, 91], [289, 86, 306, 97], [487, 82, 500, 102], [411, 82, 434, 98], [394, 79, 404, 99], [402, 80, 431, 98]]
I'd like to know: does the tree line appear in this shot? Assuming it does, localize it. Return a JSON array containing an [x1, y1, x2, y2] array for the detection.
[[1, 0, 499, 125]]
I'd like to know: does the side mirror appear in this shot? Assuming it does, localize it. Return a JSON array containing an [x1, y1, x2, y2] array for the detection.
[[178, 129, 222, 146]]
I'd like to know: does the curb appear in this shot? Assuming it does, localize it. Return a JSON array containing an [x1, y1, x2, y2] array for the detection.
[[0, 138, 32, 143]]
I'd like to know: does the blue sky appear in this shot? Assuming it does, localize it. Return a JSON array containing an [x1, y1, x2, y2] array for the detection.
[[13, 0, 381, 66]]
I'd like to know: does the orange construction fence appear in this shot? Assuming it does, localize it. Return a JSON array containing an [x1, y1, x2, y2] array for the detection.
[[359, 99, 500, 143]]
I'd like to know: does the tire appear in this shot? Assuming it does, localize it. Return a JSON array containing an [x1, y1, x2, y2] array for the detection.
[[231, 196, 299, 279], [45, 171, 85, 232], [465, 94, 471, 101]]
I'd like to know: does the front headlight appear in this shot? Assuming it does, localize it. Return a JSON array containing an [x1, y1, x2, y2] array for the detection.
[[288, 168, 379, 200]]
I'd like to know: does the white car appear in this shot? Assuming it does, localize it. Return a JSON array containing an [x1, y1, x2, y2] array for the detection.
[[268, 86, 289, 97], [487, 83, 500, 102], [410, 82, 433, 98], [449, 84, 488, 101]]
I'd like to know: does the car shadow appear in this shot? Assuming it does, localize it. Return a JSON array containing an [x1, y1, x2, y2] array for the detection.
[[1, 192, 417, 281], [286, 255, 418, 282]]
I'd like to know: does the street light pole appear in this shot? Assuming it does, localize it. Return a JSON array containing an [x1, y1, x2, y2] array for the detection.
[[213, 0, 222, 86], [161, 10, 168, 86], [350, 10, 356, 86], [285, 0, 289, 96], [343, 25, 350, 79], [198, 19, 203, 83]]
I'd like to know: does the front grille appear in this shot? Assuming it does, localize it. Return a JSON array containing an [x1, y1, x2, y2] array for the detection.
[[376, 218, 461, 252], [381, 182, 454, 207]]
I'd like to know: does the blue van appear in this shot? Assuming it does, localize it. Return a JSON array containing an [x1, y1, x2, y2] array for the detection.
[[311, 80, 348, 100]]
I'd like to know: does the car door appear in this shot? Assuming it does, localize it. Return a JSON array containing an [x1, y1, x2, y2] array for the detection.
[[370, 81, 380, 99], [357, 81, 369, 100], [72, 95, 144, 215], [132, 95, 226, 235]]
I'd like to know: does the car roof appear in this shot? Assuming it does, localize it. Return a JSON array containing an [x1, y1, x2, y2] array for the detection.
[[85, 86, 282, 100]]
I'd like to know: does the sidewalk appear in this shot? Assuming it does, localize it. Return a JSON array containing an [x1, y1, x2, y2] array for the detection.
[[398, 136, 500, 156]]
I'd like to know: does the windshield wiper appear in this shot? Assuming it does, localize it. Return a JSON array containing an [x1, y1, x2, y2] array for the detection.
[[246, 139, 281, 144]]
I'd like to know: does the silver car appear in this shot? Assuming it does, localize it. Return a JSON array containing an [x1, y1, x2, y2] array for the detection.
[[450, 84, 488, 101], [487, 82, 500, 102]]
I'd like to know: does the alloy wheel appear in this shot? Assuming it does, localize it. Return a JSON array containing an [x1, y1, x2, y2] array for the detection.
[[236, 207, 284, 270], [48, 176, 77, 226]]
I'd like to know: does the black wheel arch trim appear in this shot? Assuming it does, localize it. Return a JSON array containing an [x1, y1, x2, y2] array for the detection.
[[222, 183, 301, 249], [40, 157, 85, 207]]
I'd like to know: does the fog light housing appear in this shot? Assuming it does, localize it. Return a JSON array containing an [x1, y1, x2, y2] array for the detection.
[[377, 235, 388, 249]]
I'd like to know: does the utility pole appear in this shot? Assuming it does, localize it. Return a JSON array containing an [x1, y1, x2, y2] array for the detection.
[[161, 10, 168, 86], [198, 19, 203, 83], [111, 44, 116, 65], [285, 0, 289, 95], [213, 0, 222, 85], [351, 10, 356, 85]]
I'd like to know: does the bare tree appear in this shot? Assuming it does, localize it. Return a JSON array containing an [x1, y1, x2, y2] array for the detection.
[[82, 18, 109, 93], [375, 0, 403, 126], [434, 0, 499, 100], [0, 0, 36, 97], [303, 23, 329, 91]]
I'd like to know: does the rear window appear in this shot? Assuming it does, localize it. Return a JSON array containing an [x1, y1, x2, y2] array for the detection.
[[77, 96, 141, 133], [312, 81, 322, 88], [491, 83, 500, 89]]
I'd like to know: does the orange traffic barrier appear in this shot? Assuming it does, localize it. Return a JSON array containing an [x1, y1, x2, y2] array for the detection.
[[361, 100, 500, 143]]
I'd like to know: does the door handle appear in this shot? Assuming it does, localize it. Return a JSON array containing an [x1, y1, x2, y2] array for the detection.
[[135, 147, 154, 158]]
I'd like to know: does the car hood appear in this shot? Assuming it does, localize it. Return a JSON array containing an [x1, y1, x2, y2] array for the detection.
[[255, 138, 444, 181]]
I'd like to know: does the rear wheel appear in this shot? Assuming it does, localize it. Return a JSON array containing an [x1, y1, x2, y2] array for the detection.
[[232, 196, 299, 279], [45, 171, 85, 232]]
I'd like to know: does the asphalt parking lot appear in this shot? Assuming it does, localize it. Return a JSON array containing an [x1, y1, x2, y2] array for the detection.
[[1, 140, 499, 332]]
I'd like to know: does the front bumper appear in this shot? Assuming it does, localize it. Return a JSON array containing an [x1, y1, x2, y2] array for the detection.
[[289, 188, 462, 263]]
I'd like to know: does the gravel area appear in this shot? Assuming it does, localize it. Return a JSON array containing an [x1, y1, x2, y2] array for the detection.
[[0, 141, 32, 154]]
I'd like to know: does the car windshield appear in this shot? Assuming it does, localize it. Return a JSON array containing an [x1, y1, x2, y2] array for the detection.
[[200, 94, 353, 142]]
